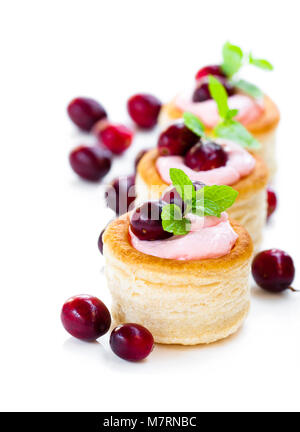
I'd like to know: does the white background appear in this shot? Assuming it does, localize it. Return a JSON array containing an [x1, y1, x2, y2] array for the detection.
[[0, 0, 299, 413]]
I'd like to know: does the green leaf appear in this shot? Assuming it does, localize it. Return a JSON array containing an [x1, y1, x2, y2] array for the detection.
[[161, 204, 190, 236], [193, 194, 221, 218], [169, 168, 195, 203], [249, 53, 274, 71], [215, 119, 261, 150], [234, 79, 263, 99], [221, 42, 244, 77], [198, 185, 238, 214], [183, 112, 205, 137], [208, 75, 229, 119], [226, 108, 239, 120]]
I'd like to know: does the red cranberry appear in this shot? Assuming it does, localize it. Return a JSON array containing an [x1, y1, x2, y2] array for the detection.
[[98, 229, 105, 254], [134, 149, 148, 171], [67, 97, 107, 131], [69, 146, 111, 181], [185, 141, 228, 171], [130, 201, 173, 241], [106, 175, 136, 215], [267, 187, 277, 219], [252, 249, 296, 293], [61, 295, 111, 341], [158, 123, 199, 156], [161, 186, 185, 213], [192, 77, 235, 103], [195, 65, 226, 81], [127, 94, 162, 129], [110, 324, 154, 361], [97, 123, 133, 155]]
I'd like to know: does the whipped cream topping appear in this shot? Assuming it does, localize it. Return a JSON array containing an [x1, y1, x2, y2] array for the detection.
[[129, 212, 238, 261], [156, 139, 255, 186], [174, 93, 264, 129]]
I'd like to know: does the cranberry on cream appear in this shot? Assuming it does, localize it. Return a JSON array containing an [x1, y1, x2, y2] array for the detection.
[[156, 139, 255, 186], [129, 212, 238, 261]]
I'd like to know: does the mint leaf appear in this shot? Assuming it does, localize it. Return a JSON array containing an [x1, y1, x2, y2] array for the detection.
[[208, 75, 229, 119], [198, 185, 238, 214], [226, 108, 239, 120], [234, 79, 263, 99], [193, 193, 221, 218], [161, 204, 190, 236], [221, 42, 244, 77], [183, 112, 205, 137], [215, 119, 261, 150], [249, 53, 274, 71], [169, 168, 195, 203]]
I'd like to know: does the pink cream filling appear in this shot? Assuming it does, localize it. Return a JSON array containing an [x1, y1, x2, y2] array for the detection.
[[174, 93, 264, 129], [129, 212, 238, 260], [156, 139, 255, 186]]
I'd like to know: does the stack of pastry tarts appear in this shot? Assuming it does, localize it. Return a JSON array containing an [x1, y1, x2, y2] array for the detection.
[[103, 43, 279, 346]]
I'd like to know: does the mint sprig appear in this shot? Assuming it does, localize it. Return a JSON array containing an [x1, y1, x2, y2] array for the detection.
[[161, 168, 238, 236], [208, 75, 261, 149], [220, 42, 273, 98]]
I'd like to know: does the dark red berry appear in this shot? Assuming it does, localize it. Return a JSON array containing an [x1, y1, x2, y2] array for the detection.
[[67, 97, 107, 131], [267, 187, 277, 219], [106, 175, 136, 215], [110, 324, 154, 361], [127, 94, 162, 129], [134, 149, 148, 171], [97, 123, 133, 155], [130, 201, 172, 241], [158, 123, 199, 156], [98, 229, 105, 254], [160, 186, 185, 213], [192, 77, 235, 103], [69, 146, 111, 181], [195, 65, 226, 81], [61, 295, 111, 341], [185, 141, 228, 171], [252, 249, 295, 293]]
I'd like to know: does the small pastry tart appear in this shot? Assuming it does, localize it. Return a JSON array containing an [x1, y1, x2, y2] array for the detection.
[[136, 140, 269, 251], [160, 95, 279, 179], [103, 212, 253, 345]]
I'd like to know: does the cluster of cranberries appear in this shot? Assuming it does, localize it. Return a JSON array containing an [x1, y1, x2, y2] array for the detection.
[[67, 94, 161, 182], [61, 294, 154, 361], [158, 122, 228, 171]]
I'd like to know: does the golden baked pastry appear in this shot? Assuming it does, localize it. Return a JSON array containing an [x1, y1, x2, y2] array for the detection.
[[103, 214, 253, 345]]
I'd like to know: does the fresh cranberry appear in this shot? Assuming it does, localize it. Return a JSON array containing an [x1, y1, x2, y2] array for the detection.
[[98, 229, 105, 254], [110, 324, 154, 361], [195, 65, 226, 81], [67, 97, 107, 131], [130, 201, 172, 241], [96, 123, 133, 155], [69, 146, 111, 181], [106, 175, 136, 215], [252, 249, 296, 293], [158, 123, 199, 156], [267, 187, 277, 219], [61, 295, 111, 341], [192, 77, 235, 103], [127, 94, 162, 129], [134, 149, 148, 171], [185, 141, 228, 171]]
